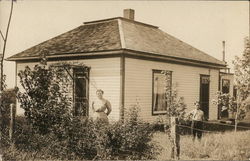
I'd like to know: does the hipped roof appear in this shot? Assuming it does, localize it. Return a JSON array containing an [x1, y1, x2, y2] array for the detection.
[[7, 17, 226, 68]]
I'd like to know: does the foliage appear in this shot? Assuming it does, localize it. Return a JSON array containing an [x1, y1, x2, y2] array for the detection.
[[55, 105, 160, 160], [0, 74, 7, 91], [212, 92, 247, 121], [14, 60, 160, 159], [107, 105, 161, 160], [0, 74, 7, 128], [2, 106, 160, 160], [17, 64, 72, 134], [161, 70, 187, 119], [233, 37, 250, 101], [212, 37, 250, 123], [232, 37, 250, 118], [2, 88, 16, 105], [1, 88, 17, 131], [0, 0, 14, 140]]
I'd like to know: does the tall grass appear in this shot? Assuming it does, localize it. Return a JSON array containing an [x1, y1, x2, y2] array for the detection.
[[154, 130, 250, 160]]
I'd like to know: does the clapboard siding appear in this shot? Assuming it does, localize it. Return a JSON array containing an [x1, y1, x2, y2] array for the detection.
[[16, 57, 121, 121], [124, 57, 219, 122]]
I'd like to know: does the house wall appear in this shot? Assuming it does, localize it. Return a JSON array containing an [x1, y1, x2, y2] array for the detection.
[[124, 57, 220, 122], [15, 57, 121, 121]]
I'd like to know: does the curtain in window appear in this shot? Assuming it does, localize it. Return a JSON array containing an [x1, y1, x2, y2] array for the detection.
[[153, 72, 167, 112], [222, 79, 230, 94]]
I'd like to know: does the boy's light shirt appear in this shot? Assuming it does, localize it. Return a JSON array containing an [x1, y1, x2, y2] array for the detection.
[[190, 109, 204, 121]]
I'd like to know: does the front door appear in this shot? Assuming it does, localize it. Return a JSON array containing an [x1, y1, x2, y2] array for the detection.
[[200, 75, 210, 119], [73, 68, 89, 116], [220, 79, 230, 118]]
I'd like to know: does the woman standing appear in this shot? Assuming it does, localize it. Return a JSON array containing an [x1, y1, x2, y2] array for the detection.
[[92, 89, 112, 124]]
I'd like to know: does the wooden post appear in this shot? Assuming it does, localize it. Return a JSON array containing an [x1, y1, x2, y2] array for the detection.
[[235, 109, 238, 132], [9, 103, 15, 142], [235, 93, 241, 132], [170, 117, 180, 160]]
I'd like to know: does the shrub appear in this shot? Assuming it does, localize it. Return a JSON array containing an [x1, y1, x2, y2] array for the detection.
[[12, 62, 160, 160], [1, 88, 17, 130], [52, 105, 160, 160], [51, 118, 104, 160], [107, 106, 160, 160], [3, 106, 160, 160], [17, 64, 72, 134]]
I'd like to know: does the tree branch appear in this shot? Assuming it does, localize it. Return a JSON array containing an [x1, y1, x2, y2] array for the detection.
[[0, 30, 5, 41], [1, 0, 14, 59], [1, 0, 14, 89], [0, 0, 14, 152]]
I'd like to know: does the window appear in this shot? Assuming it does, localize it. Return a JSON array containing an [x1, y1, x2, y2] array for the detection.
[[152, 70, 172, 115], [222, 79, 230, 94], [73, 67, 89, 116]]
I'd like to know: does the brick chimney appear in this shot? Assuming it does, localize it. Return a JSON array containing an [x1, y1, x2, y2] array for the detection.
[[123, 9, 135, 20], [222, 41, 226, 62]]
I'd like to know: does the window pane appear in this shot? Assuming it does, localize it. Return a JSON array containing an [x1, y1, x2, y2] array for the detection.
[[75, 78, 86, 98], [152, 70, 172, 114], [222, 79, 230, 94]]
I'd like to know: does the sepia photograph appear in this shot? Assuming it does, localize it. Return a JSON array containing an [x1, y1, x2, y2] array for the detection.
[[0, 0, 249, 160]]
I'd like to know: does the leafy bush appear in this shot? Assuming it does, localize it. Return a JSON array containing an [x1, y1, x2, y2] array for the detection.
[[107, 106, 160, 160], [1, 107, 160, 160], [51, 105, 160, 160], [213, 92, 247, 122], [13, 62, 160, 160], [3, 106, 160, 160], [17, 64, 72, 134], [1, 88, 17, 130]]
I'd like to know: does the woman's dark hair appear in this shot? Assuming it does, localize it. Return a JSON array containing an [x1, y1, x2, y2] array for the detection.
[[96, 89, 104, 94]]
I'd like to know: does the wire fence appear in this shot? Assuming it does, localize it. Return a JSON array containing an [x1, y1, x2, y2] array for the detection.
[[174, 119, 250, 136], [201, 120, 250, 129], [177, 124, 212, 133]]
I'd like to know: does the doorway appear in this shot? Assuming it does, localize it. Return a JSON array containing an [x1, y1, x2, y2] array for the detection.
[[200, 75, 210, 119], [73, 68, 89, 116]]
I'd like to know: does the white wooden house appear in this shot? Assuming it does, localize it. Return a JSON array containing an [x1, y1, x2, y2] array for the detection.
[[7, 9, 231, 122]]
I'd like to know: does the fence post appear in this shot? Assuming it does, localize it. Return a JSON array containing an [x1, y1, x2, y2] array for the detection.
[[9, 103, 15, 142], [170, 117, 180, 160]]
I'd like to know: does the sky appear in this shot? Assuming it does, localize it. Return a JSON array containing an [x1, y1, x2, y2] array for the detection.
[[0, 0, 249, 88]]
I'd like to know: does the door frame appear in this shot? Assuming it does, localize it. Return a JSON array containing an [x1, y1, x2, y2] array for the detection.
[[199, 74, 210, 119]]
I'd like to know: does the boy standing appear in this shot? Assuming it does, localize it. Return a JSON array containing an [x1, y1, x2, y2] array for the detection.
[[189, 101, 205, 141]]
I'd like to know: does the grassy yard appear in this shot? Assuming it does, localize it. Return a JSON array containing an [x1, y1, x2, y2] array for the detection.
[[154, 130, 250, 160]]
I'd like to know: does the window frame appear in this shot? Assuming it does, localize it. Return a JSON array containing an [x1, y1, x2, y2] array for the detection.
[[152, 69, 172, 116]]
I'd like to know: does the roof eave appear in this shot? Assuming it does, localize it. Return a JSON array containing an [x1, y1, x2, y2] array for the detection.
[[6, 49, 124, 61], [219, 72, 234, 75], [123, 49, 227, 69], [7, 49, 227, 69]]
